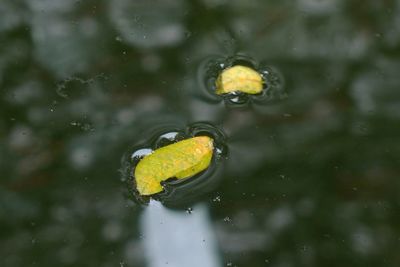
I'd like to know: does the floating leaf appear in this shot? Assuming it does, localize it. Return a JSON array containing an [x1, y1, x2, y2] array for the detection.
[[216, 65, 263, 95], [134, 136, 214, 196]]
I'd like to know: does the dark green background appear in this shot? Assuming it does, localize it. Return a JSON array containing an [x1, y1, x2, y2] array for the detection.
[[1, 0, 400, 266]]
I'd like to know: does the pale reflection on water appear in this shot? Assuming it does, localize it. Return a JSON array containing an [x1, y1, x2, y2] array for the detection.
[[141, 200, 220, 267]]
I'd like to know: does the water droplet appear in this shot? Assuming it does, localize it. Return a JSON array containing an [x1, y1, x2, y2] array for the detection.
[[212, 195, 221, 202], [186, 207, 193, 214]]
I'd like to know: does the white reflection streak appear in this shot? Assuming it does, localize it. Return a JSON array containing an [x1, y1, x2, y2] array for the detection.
[[140, 200, 221, 267]]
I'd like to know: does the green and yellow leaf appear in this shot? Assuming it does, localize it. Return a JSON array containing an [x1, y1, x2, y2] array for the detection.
[[134, 136, 214, 196], [216, 65, 263, 95]]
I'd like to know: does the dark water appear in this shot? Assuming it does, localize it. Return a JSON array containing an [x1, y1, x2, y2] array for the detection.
[[1, 1, 400, 266]]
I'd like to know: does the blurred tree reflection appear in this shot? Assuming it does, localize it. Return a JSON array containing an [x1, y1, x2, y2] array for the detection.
[[0, 0, 399, 266]]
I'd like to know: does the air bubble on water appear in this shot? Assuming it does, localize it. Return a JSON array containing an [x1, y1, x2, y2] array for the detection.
[[213, 195, 221, 202], [225, 92, 249, 106], [229, 96, 239, 103], [215, 148, 224, 160], [159, 132, 179, 141], [131, 148, 153, 161], [186, 207, 193, 214], [226, 262, 233, 266], [154, 131, 183, 149], [223, 216, 231, 222]]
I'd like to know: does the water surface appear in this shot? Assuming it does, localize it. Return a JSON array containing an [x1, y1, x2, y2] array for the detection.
[[1, 1, 400, 266]]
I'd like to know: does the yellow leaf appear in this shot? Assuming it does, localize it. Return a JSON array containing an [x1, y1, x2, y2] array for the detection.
[[216, 65, 263, 95], [134, 136, 214, 196]]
